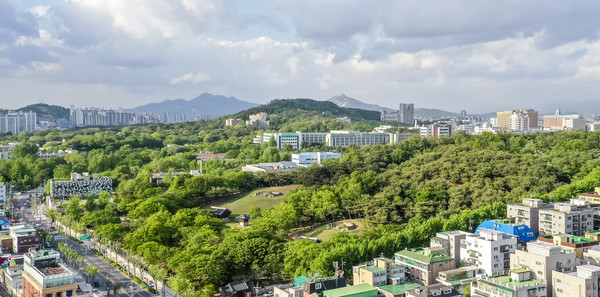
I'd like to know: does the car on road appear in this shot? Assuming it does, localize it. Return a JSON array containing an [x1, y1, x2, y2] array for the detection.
[[93, 281, 100, 288]]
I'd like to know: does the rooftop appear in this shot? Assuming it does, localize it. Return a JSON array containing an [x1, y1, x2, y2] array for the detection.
[[39, 266, 67, 276], [323, 283, 378, 297], [377, 282, 421, 294], [396, 248, 454, 264], [541, 234, 598, 245], [478, 275, 545, 291], [361, 266, 385, 273]]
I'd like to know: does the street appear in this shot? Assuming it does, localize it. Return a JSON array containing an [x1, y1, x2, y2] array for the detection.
[[12, 191, 164, 297]]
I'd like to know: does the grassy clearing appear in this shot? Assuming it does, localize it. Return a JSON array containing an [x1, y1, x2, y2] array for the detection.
[[217, 185, 302, 216], [306, 219, 368, 241]]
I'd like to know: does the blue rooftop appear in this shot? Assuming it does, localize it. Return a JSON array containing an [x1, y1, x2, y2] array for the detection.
[[476, 220, 537, 242]]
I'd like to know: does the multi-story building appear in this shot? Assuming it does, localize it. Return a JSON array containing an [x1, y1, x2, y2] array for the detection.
[[462, 229, 516, 276], [578, 187, 600, 203], [0, 112, 36, 134], [49, 173, 113, 198], [0, 182, 6, 198], [302, 275, 347, 297], [325, 131, 390, 147], [395, 247, 455, 286], [471, 269, 546, 297], [381, 103, 414, 125], [246, 113, 270, 129], [353, 257, 407, 287], [420, 123, 452, 138], [389, 132, 416, 143], [322, 283, 378, 297], [23, 250, 77, 297], [506, 198, 553, 236], [69, 106, 159, 127], [430, 231, 472, 267], [1, 264, 23, 297], [9, 226, 43, 254], [543, 108, 586, 131], [475, 220, 536, 243], [225, 118, 243, 126], [496, 109, 538, 130], [538, 202, 594, 236], [552, 264, 600, 297], [510, 241, 576, 294], [538, 233, 600, 259], [292, 152, 342, 167], [254, 132, 328, 150], [506, 113, 529, 131]]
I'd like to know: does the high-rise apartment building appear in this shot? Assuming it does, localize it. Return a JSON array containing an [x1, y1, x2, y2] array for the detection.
[[0, 112, 36, 134], [70, 106, 159, 127]]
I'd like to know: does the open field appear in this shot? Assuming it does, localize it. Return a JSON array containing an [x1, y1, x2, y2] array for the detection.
[[306, 219, 368, 241], [217, 184, 302, 216]]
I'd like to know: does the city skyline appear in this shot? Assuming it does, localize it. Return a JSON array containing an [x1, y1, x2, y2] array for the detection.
[[1, 1, 600, 113]]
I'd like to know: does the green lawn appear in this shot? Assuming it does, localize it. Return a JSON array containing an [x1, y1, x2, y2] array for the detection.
[[306, 219, 368, 241], [217, 185, 302, 216]]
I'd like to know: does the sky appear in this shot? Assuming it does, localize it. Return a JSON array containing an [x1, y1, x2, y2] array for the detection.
[[1, 0, 600, 113]]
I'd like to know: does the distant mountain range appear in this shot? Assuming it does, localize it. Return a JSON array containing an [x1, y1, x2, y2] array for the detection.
[[128, 93, 259, 115], [325, 94, 458, 120]]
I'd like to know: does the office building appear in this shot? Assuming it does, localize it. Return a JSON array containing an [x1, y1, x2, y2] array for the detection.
[[462, 229, 516, 276], [552, 264, 600, 297], [506, 113, 529, 131], [506, 198, 552, 236], [538, 202, 594, 236], [246, 113, 270, 129], [325, 131, 390, 147], [471, 269, 546, 297], [254, 132, 328, 150], [395, 247, 455, 286], [0, 112, 36, 134], [510, 241, 576, 294], [420, 123, 452, 138], [430, 231, 472, 268], [23, 250, 78, 297], [543, 108, 586, 131], [496, 109, 538, 130], [381, 103, 414, 125], [49, 173, 113, 198], [292, 152, 342, 167]]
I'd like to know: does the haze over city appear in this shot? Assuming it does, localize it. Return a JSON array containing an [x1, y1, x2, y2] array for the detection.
[[2, 0, 600, 113]]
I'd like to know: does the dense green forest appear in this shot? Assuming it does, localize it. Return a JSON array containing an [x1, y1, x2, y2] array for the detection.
[[2, 105, 600, 296]]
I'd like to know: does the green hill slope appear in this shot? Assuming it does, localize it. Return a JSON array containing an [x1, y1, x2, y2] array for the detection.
[[17, 103, 69, 119]]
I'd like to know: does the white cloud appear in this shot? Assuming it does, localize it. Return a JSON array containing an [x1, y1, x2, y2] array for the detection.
[[170, 72, 210, 84]]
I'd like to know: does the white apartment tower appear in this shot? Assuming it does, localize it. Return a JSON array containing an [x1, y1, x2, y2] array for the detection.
[[462, 229, 517, 276]]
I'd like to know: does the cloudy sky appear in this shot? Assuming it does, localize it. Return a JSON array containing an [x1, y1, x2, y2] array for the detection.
[[1, 0, 600, 113]]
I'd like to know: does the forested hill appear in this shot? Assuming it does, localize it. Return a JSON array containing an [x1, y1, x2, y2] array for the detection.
[[234, 98, 381, 122], [16, 103, 70, 119]]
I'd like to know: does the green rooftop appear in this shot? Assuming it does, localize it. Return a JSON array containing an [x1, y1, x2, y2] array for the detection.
[[587, 230, 600, 235], [510, 268, 529, 274], [361, 266, 385, 273], [479, 275, 545, 292], [542, 234, 598, 245], [395, 248, 454, 264], [322, 283, 378, 297], [377, 283, 421, 294], [294, 276, 310, 287]]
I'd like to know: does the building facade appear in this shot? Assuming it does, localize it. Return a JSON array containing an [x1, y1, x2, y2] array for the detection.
[[23, 250, 77, 297], [430, 231, 472, 268], [538, 202, 594, 236], [471, 269, 546, 297], [395, 248, 456, 286], [292, 152, 342, 167], [0, 112, 36, 134], [496, 109, 538, 130], [506, 198, 552, 236], [552, 265, 600, 297], [462, 229, 516, 276]]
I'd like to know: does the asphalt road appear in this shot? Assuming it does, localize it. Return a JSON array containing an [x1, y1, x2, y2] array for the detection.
[[14, 193, 159, 297]]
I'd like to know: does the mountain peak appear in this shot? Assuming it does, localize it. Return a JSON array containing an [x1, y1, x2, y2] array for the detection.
[[128, 93, 259, 116], [326, 94, 395, 112]]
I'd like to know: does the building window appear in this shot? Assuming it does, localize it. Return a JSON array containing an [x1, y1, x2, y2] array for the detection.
[[46, 294, 52, 297], [315, 283, 321, 290], [67, 291, 73, 297]]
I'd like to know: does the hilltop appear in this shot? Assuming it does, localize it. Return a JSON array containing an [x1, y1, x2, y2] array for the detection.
[[234, 98, 381, 122], [16, 103, 70, 119]]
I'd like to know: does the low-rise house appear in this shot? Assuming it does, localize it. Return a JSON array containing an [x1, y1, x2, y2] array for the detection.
[[302, 275, 347, 297], [436, 266, 483, 291], [219, 281, 255, 297], [237, 214, 250, 227], [353, 257, 406, 287], [210, 207, 232, 219], [395, 247, 456, 286], [377, 283, 421, 297], [273, 276, 310, 297], [0, 234, 14, 253], [406, 284, 462, 297], [471, 269, 546, 297], [552, 264, 600, 297]]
